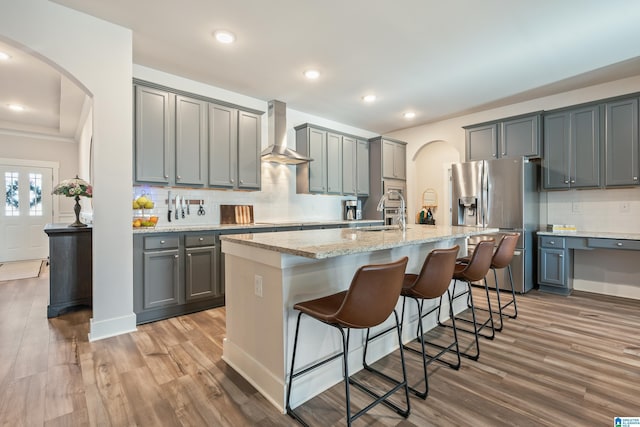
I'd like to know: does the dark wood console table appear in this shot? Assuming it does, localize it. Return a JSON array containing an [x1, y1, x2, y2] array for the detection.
[[44, 224, 92, 317]]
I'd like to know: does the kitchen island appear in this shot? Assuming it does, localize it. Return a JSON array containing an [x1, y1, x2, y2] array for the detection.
[[220, 225, 497, 412]]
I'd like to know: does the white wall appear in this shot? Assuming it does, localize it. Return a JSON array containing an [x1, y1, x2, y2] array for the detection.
[[0, 0, 135, 340], [388, 75, 640, 299], [133, 65, 378, 224]]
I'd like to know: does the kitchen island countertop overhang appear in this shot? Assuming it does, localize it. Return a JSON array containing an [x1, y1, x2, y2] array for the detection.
[[220, 225, 498, 413]]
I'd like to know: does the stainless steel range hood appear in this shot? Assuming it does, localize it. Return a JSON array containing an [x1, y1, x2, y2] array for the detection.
[[261, 100, 311, 165]]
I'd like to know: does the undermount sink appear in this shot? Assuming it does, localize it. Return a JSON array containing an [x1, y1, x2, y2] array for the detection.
[[357, 225, 406, 232]]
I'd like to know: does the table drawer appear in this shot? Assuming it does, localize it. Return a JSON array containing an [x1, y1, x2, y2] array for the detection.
[[185, 234, 216, 247], [540, 236, 565, 249], [144, 235, 179, 250], [588, 238, 640, 251]]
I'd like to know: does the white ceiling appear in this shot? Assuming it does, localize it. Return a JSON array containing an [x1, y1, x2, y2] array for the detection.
[[0, 39, 88, 141], [5, 1, 640, 137]]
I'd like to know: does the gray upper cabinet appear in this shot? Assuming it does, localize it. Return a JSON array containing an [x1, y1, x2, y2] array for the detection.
[[342, 137, 369, 196], [326, 132, 343, 194], [175, 95, 207, 186], [301, 127, 327, 193], [500, 115, 540, 158], [465, 114, 541, 161], [237, 110, 261, 190], [209, 104, 237, 188], [605, 98, 639, 187], [134, 86, 172, 184], [543, 105, 600, 189], [134, 81, 262, 190], [356, 140, 370, 195], [209, 105, 261, 190], [382, 139, 406, 180], [342, 136, 356, 195], [466, 124, 498, 161]]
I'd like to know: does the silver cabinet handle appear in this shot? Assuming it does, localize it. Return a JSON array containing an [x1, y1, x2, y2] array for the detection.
[[174, 254, 179, 259], [230, 178, 235, 183], [240, 180, 244, 184], [570, 179, 575, 183], [160, 240, 165, 244], [550, 241, 555, 245], [187, 253, 192, 257], [164, 174, 169, 178], [492, 154, 497, 157], [634, 177, 638, 181], [199, 237, 204, 241], [177, 175, 181, 180], [617, 242, 623, 247], [559, 254, 563, 258], [564, 180, 569, 184], [502, 152, 506, 156]]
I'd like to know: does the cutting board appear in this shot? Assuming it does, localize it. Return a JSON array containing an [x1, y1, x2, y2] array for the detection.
[[220, 205, 254, 224]]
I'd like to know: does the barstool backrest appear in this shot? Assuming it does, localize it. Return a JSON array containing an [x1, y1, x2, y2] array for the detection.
[[458, 239, 494, 282], [410, 246, 460, 299], [492, 233, 520, 269], [335, 256, 408, 329]]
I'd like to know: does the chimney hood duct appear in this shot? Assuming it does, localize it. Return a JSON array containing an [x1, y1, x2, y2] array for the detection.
[[261, 100, 311, 165]]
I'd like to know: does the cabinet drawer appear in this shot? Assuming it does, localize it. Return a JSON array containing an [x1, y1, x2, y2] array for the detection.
[[144, 235, 179, 250], [540, 236, 565, 249], [588, 238, 640, 251], [185, 234, 216, 247]]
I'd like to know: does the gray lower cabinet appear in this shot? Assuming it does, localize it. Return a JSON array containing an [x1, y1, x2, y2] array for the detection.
[[543, 105, 600, 189], [605, 97, 639, 187], [134, 232, 223, 324], [537, 236, 571, 295]]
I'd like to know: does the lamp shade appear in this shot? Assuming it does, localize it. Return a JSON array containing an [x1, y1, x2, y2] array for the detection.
[[52, 175, 92, 198]]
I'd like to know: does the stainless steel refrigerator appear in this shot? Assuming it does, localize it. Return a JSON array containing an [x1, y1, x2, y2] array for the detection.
[[451, 157, 539, 293]]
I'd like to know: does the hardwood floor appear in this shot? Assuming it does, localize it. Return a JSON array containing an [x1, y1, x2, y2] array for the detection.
[[1, 265, 639, 426]]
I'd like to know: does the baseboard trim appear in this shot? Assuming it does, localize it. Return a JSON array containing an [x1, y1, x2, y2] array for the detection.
[[88, 313, 137, 341]]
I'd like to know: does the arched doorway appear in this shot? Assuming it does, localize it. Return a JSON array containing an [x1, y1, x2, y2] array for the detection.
[[412, 140, 461, 227]]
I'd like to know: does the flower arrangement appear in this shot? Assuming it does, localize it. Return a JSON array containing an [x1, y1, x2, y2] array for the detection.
[[52, 176, 92, 198]]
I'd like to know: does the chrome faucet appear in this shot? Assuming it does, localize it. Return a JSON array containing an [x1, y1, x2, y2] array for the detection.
[[376, 190, 406, 231]]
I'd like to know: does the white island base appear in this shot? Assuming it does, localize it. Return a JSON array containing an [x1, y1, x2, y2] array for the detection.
[[221, 226, 494, 412]]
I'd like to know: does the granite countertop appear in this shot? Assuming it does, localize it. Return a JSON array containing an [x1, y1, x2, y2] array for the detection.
[[537, 230, 640, 240], [220, 225, 498, 259], [132, 219, 382, 234]]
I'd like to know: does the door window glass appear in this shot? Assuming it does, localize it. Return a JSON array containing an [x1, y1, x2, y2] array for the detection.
[[5, 171, 19, 216], [29, 173, 43, 216]]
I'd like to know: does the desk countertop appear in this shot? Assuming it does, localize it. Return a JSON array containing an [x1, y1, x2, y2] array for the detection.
[[537, 230, 640, 240]]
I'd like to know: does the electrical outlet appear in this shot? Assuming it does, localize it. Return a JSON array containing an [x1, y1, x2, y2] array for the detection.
[[571, 202, 581, 213], [254, 275, 263, 297], [620, 201, 630, 213]]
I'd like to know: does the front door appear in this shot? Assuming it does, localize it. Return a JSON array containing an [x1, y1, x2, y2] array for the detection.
[[0, 164, 53, 262]]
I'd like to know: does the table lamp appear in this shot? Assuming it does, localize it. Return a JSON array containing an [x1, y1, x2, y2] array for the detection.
[[52, 175, 92, 227]]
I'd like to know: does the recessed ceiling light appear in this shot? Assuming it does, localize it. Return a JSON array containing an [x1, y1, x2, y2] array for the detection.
[[362, 94, 376, 103], [8, 104, 25, 112], [0, 51, 10, 61], [304, 69, 320, 80], [403, 111, 416, 119], [213, 30, 236, 44]]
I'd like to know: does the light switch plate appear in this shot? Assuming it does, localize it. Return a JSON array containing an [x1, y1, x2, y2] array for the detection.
[[254, 275, 263, 297]]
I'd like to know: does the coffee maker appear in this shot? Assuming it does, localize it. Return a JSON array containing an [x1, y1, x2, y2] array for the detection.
[[343, 200, 361, 221]]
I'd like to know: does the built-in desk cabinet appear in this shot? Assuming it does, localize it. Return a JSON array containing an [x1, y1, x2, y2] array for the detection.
[[538, 236, 570, 294]]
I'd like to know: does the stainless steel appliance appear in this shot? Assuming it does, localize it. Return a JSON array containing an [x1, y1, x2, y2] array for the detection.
[[343, 200, 361, 221], [380, 180, 406, 224], [451, 157, 539, 293]]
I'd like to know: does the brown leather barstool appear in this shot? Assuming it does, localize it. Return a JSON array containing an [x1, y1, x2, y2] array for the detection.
[[457, 233, 520, 331], [442, 239, 495, 361], [285, 257, 410, 426], [363, 246, 461, 399]]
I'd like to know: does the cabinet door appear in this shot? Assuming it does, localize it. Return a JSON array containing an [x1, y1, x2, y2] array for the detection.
[[238, 110, 261, 189], [571, 106, 600, 188], [326, 133, 343, 194], [543, 112, 571, 189], [356, 139, 370, 196], [185, 246, 218, 301], [500, 115, 540, 159], [383, 140, 405, 179], [308, 128, 327, 192], [605, 98, 639, 187], [466, 124, 498, 161], [175, 96, 207, 185], [209, 104, 237, 187], [342, 136, 356, 195], [143, 249, 180, 309], [382, 140, 395, 179], [393, 143, 406, 180], [135, 86, 171, 184], [538, 248, 566, 287]]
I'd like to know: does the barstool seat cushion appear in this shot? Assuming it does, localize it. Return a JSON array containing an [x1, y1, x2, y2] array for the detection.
[[293, 291, 348, 325]]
